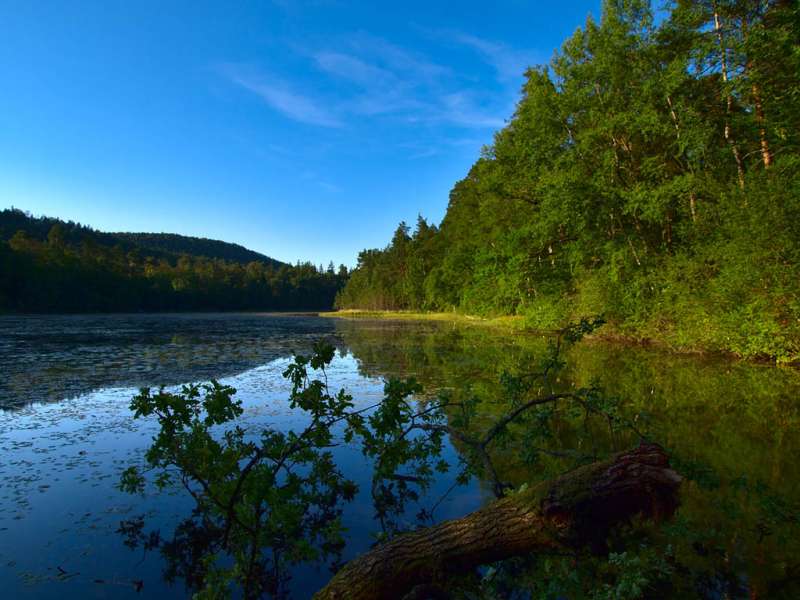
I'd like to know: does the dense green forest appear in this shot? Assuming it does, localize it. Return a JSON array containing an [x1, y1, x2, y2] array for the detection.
[[336, 0, 800, 362], [113, 232, 284, 267], [0, 209, 347, 312], [0, 208, 284, 266]]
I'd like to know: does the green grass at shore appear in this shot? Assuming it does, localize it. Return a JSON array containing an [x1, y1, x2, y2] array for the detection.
[[320, 309, 800, 366], [319, 309, 528, 330]]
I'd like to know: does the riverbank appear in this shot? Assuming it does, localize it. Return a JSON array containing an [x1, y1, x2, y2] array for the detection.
[[319, 309, 527, 330], [320, 310, 799, 366]]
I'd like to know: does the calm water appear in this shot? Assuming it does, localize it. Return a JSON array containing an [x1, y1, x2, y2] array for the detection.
[[1, 314, 799, 598]]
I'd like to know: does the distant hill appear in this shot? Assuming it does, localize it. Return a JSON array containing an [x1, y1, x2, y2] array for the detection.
[[0, 207, 345, 313], [0, 208, 285, 267], [113, 232, 283, 267]]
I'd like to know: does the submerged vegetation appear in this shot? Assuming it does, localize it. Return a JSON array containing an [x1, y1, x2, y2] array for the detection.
[[0, 209, 348, 312], [336, 0, 800, 362]]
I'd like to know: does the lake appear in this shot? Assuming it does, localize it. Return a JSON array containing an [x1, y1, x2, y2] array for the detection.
[[1, 313, 799, 598]]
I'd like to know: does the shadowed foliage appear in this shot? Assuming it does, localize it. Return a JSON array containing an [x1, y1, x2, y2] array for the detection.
[[0, 208, 348, 312]]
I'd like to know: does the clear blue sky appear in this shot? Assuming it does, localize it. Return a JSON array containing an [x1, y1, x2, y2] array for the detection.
[[0, 0, 602, 267]]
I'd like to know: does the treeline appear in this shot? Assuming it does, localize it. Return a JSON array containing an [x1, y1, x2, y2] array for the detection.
[[336, 0, 800, 362], [0, 208, 283, 266], [113, 233, 283, 267], [0, 210, 347, 313]]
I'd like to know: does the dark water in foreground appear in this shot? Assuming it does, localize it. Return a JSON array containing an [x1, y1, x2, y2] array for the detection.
[[1, 314, 799, 598]]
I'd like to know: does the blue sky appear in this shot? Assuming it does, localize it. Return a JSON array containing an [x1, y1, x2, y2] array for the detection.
[[0, 0, 602, 266]]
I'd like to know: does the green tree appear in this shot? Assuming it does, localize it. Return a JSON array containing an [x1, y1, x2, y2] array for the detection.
[[336, 0, 800, 362]]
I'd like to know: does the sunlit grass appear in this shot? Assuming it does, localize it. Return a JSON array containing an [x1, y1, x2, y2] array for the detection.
[[319, 309, 528, 330]]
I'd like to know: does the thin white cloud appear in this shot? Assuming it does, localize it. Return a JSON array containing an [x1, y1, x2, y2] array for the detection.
[[223, 66, 342, 128], [309, 35, 506, 128], [300, 169, 342, 193], [270, 0, 342, 12], [397, 141, 439, 160], [309, 40, 443, 118], [218, 31, 526, 132], [312, 50, 420, 116], [419, 28, 543, 81], [317, 180, 342, 193], [313, 51, 396, 87], [265, 143, 295, 157], [439, 91, 506, 129], [397, 135, 493, 161], [450, 33, 540, 80], [347, 32, 451, 82], [409, 149, 439, 160], [447, 137, 484, 147]]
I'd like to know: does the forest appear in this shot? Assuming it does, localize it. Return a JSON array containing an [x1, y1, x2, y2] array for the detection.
[[2, 2, 799, 597], [0, 209, 348, 312], [335, 0, 800, 363]]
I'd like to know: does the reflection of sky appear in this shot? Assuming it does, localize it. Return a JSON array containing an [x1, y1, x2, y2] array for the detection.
[[0, 326, 487, 599], [0, 313, 343, 409], [7, 313, 799, 597]]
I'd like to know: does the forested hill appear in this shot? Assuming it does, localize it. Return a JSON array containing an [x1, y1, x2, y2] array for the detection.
[[112, 233, 283, 267], [336, 0, 800, 363], [0, 209, 285, 267], [0, 208, 347, 313]]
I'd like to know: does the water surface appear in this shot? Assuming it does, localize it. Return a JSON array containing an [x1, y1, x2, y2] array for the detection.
[[1, 314, 799, 598]]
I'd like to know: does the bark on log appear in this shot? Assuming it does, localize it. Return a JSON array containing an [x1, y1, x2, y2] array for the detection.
[[314, 443, 681, 600]]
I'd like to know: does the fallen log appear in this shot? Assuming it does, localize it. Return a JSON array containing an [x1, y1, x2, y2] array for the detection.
[[314, 443, 681, 600]]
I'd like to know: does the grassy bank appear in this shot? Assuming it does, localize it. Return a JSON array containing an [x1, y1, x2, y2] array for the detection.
[[321, 309, 514, 326], [319, 309, 528, 330], [331, 1, 800, 367], [320, 310, 800, 366]]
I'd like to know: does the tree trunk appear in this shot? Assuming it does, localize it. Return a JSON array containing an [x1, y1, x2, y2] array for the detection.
[[666, 95, 698, 222], [314, 443, 682, 600], [752, 84, 773, 169], [713, 5, 746, 189]]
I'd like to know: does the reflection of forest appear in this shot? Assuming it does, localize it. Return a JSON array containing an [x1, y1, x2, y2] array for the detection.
[[336, 318, 800, 597]]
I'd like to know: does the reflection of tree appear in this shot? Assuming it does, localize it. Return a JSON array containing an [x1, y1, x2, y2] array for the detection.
[[336, 318, 800, 598], [117, 316, 800, 598], [119, 362, 362, 598], [116, 321, 692, 598], [120, 502, 345, 598]]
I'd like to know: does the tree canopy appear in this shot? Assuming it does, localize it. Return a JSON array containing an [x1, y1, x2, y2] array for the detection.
[[336, 0, 800, 363], [0, 209, 347, 312]]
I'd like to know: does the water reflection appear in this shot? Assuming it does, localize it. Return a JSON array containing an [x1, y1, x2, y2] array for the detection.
[[334, 318, 800, 598], [0, 315, 799, 598], [0, 316, 486, 599], [0, 314, 339, 409]]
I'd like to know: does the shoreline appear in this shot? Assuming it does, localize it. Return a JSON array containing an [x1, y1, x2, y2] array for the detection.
[[318, 309, 528, 329], [320, 310, 798, 367], [0, 309, 326, 318]]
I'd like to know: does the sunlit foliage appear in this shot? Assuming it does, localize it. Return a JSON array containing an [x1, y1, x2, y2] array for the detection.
[[336, 0, 800, 362]]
